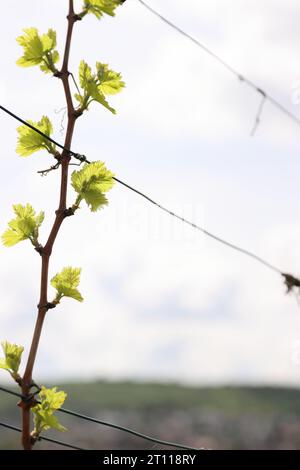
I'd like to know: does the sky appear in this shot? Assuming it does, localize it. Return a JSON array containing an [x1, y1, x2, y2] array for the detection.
[[1, 0, 300, 387]]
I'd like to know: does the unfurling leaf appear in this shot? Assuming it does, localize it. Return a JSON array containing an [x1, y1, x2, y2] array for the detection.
[[2, 204, 44, 248], [0, 341, 24, 381], [16, 27, 60, 74], [71, 161, 115, 212], [51, 267, 83, 303], [75, 60, 125, 114], [81, 0, 124, 19], [32, 386, 67, 437], [79, 59, 93, 88], [96, 62, 124, 95], [16, 116, 56, 157]]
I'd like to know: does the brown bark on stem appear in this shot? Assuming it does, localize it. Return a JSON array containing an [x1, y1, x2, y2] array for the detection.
[[20, 0, 79, 449]]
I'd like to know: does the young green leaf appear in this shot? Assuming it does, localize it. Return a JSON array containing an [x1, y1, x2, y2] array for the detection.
[[16, 116, 56, 157], [2, 204, 44, 248], [32, 386, 67, 436], [16, 27, 60, 74], [51, 267, 83, 303], [39, 386, 67, 410], [75, 60, 125, 114], [96, 62, 125, 95], [71, 161, 115, 212], [81, 0, 123, 19], [79, 60, 93, 88], [0, 341, 24, 381]]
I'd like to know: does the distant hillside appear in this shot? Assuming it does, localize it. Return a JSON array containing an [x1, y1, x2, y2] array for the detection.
[[59, 381, 300, 414], [1, 381, 300, 449]]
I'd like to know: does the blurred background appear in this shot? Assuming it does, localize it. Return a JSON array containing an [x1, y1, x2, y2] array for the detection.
[[1, 0, 300, 449]]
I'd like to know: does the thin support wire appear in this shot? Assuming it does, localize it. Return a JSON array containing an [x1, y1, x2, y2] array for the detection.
[[0, 385, 200, 450], [70, 72, 82, 97], [57, 406, 200, 451], [113, 177, 283, 275], [250, 92, 266, 137]]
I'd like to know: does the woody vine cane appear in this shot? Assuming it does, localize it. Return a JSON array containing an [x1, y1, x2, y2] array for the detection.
[[0, 0, 126, 450]]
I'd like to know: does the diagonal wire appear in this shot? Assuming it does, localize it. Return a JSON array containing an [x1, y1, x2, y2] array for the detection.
[[1, 103, 300, 292], [113, 176, 282, 274], [0, 386, 21, 399], [0, 105, 68, 153], [0, 386, 199, 451], [57, 406, 200, 450], [137, 0, 300, 130], [0, 420, 85, 450]]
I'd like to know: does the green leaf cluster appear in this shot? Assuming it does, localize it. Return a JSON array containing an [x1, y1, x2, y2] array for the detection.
[[71, 161, 115, 212], [32, 386, 67, 435], [51, 267, 83, 303], [2, 204, 44, 248], [81, 0, 123, 19], [16, 28, 59, 74], [16, 116, 56, 157], [0, 341, 24, 381], [75, 60, 125, 114]]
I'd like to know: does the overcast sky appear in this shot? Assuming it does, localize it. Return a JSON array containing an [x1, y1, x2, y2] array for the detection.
[[1, 0, 300, 387]]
